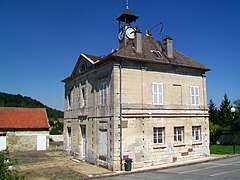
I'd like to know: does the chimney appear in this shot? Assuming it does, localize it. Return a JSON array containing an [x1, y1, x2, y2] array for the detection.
[[163, 36, 173, 58], [134, 29, 142, 53]]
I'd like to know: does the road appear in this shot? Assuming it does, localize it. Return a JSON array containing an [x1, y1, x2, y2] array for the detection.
[[106, 156, 240, 180]]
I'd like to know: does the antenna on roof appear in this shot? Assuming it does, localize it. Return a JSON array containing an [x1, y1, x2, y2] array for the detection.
[[126, 0, 129, 9], [150, 21, 165, 41], [160, 21, 164, 41]]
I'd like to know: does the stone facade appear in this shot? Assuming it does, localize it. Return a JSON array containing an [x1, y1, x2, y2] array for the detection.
[[63, 6, 210, 171], [63, 56, 210, 170]]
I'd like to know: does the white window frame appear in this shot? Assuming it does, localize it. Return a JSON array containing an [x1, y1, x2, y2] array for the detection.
[[190, 86, 200, 106], [152, 83, 163, 105], [153, 127, 165, 144], [174, 127, 184, 143], [192, 126, 201, 141], [100, 82, 107, 106]]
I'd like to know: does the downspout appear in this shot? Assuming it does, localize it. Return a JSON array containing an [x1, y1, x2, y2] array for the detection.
[[119, 59, 123, 171]]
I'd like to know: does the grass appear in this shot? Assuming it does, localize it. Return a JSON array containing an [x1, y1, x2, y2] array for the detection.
[[210, 145, 240, 154]]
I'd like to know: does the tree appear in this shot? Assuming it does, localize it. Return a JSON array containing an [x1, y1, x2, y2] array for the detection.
[[233, 99, 240, 131], [219, 93, 232, 130], [208, 99, 219, 125]]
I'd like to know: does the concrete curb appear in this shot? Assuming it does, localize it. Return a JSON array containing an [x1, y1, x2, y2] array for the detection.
[[87, 155, 240, 179]]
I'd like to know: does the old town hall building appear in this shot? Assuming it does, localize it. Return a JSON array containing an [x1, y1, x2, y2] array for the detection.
[[62, 6, 210, 171]]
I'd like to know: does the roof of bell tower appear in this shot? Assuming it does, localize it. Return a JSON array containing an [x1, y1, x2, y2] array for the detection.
[[116, 7, 139, 24]]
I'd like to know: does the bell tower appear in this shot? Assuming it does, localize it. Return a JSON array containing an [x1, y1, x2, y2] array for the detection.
[[116, 1, 139, 48]]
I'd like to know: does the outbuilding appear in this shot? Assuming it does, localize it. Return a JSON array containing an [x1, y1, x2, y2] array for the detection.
[[0, 107, 49, 151]]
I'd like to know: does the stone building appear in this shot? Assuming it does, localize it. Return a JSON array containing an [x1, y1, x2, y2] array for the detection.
[[62, 6, 210, 171], [0, 107, 49, 151]]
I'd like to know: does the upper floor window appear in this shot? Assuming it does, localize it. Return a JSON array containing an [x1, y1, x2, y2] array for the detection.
[[153, 127, 165, 144], [100, 82, 107, 106], [82, 88, 87, 107], [77, 87, 81, 108], [81, 63, 86, 72], [152, 83, 163, 105], [192, 126, 201, 141], [174, 127, 184, 143], [190, 86, 199, 106], [67, 90, 73, 110]]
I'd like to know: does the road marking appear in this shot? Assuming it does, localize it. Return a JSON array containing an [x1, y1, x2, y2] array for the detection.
[[210, 169, 240, 177], [177, 161, 240, 174]]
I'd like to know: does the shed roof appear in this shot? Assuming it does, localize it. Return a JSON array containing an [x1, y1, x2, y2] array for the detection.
[[0, 107, 49, 129]]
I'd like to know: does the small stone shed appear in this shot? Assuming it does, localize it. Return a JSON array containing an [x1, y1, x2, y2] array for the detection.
[[0, 107, 49, 152]]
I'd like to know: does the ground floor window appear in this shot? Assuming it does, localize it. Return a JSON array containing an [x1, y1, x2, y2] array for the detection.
[[99, 129, 107, 161], [174, 127, 184, 143], [192, 126, 201, 141], [153, 127, 165, 144]]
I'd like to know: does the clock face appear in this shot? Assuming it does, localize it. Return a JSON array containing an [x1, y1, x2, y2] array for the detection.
[[118, 28, 125, 42], [126, 27, 135, 40]]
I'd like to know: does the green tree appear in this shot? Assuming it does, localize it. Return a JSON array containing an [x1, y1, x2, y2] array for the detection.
[[208, 99, 219, 125], [233, 98, 240, 131], [219, 93, 232, 129], [209, 122, 223, 144]]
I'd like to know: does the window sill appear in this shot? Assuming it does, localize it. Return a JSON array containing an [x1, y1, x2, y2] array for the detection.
[[174, 143, 185, 147], [192, 141, 202, 145], [153, 144, 166, 149]]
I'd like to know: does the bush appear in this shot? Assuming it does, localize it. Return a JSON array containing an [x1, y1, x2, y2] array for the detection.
[[0, 150, 24, 179]]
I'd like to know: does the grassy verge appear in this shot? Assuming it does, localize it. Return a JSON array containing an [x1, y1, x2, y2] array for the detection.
[[210, 145, 240, 154]]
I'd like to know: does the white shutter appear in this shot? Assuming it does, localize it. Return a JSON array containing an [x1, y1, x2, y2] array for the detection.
[[99, 130, 108, 157], [190, 86, 200, 105], [153, 83, 163, 105]]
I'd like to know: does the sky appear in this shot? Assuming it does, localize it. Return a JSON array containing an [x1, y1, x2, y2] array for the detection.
[[0, 0, 240, 110]]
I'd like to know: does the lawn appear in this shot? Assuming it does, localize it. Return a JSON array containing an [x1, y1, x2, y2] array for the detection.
[[210, 145, 240, 154]]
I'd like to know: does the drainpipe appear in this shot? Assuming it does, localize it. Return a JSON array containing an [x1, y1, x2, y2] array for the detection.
[[119, 60, 123, 171]]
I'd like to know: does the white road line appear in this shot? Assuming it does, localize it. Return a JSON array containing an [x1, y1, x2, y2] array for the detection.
[[177, 161, 240, 174], [210, 169, 240, 177]]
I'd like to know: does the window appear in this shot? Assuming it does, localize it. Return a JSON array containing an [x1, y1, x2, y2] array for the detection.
[[174, 127, 184, 143], [82, 88, 87, 107], [151, 50, 162, 58], [190, 86, 200, 106], [77, 87, 81, 108], [99, 129, 108, 161], [66, 90, 73, 110], [81, 64, 86, 72], [100, 82, 107, 106], [152, 83, 163, 105], [192, 126, 201, 141], [153, 127, 165, 144]]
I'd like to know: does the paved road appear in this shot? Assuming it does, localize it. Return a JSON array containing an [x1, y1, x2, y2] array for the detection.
[[106, 156, 240, 180]]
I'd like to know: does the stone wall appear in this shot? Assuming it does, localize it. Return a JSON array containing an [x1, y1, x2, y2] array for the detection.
[[63, 59, 210, 171], [6, 131, 49, 152]]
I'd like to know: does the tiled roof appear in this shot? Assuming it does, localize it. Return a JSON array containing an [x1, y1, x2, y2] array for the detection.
[[0, 107, 49, 129], [62, 33, 209, 82], [111, 35, 209, 71]]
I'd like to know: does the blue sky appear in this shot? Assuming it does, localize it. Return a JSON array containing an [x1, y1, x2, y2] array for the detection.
[[1, 0, 240, 110]]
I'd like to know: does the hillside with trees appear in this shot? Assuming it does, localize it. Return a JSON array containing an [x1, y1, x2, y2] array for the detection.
[[0, 92, 63, 134], [209, 93, 240, 144]]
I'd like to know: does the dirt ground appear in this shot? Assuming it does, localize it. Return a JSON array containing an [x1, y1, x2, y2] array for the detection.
[[10, 150, 111, 180]]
